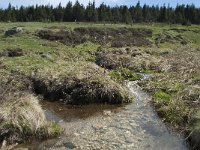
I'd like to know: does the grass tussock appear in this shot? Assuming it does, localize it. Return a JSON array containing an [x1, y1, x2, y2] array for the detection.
[[0, 94, 62, 144], [33, 63, 134, 105], [1, 22, 200, 148]]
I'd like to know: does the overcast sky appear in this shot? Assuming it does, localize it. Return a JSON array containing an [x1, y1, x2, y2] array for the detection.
[[0, 0, 200, 9]]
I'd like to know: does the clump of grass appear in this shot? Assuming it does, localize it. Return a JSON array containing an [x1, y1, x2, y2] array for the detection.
[[0, 94, 62, 144], [152, 91, 190, 125], [110, 68, 141, 81], [156, 99, 189, 125], [153, 91, 171, 105], [33, 63, 134, 104], [139, 74, 184, 94]]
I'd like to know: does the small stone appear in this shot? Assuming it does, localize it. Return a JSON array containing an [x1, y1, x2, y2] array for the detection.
[[80, 131, 84, 134], [74, 133, 80, 136], [103, 110, 112, 116], [59, 120, 64, 123], [40, 52, 53, 61]]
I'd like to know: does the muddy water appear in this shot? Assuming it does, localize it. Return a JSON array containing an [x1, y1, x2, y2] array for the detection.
[[20, 80, 188, 150]]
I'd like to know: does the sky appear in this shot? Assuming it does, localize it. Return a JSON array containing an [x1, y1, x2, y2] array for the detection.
[[0, 0, 200, 9]]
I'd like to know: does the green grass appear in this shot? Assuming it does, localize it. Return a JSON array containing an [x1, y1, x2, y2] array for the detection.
[[152, 91, 190, 125], [153, 91, 171, 105], [110, 68, 142, 81], [153, 91, 171, 100], [0, 22, 200, 146], [193, 74, 200, 83]]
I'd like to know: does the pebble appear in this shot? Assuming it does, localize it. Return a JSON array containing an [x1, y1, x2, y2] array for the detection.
[[103, 110, 112, 116]]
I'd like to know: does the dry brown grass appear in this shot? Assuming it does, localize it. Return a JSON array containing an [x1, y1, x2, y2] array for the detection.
[[37, 27, 152, 47], [95, 47, 161, 72], [0, 94, 61, 144], [138, 45, 200, 149]]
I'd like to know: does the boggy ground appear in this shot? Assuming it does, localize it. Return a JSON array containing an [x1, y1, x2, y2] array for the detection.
[[37, 27, 152, 47], [0, 22, 200, 149]]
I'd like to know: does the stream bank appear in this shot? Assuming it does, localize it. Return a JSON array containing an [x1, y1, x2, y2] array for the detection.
[[17, 80, 188, 150]]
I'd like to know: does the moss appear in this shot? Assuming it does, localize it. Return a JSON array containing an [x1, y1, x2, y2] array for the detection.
[[47, 121, 63, 136], [153, 91, 171, 99], [140, 68, 156, 74], [110, 68, 142, 81], [153, 91, 171, 105]]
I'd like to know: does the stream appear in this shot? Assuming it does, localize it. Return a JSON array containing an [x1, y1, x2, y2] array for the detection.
[[19, 78, 188, 150]]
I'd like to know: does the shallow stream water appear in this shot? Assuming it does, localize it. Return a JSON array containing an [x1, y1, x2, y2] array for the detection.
[[19, 79, 188, 150]]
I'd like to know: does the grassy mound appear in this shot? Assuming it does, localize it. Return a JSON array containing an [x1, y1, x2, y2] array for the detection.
[[0, 94, 62, 144], [33, 63, 133, 105], [1, 23, 200, 148], [95, 47, 161, 72]]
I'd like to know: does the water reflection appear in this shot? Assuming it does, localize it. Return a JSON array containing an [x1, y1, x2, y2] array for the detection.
[[41, 101, 123, 122]]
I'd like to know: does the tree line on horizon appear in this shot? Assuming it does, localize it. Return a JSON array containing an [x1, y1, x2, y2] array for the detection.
[[0, 1, 200, 25]]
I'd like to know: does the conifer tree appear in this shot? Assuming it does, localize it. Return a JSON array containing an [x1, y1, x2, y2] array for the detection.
[[63, 1, 73, 21]]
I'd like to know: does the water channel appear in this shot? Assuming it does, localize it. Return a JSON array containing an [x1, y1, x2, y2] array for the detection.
[[19, 78, 188, 150]]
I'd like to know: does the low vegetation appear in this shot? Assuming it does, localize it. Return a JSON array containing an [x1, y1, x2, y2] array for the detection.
[[0, 22, 200, 149], [110, 68, 142, 81], [138, 45, 200, 149], [0, 94, 62, 144], [32, 63, 133, 104]]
